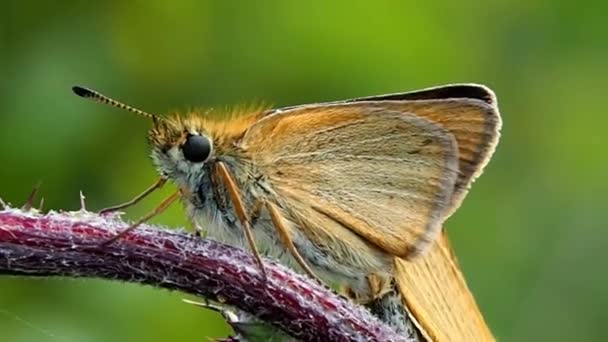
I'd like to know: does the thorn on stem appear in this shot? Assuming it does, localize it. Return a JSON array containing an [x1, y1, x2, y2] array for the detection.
[[182, 298, 215, 310], [79, 191, 87, 211], [22, 181, 42, 211]]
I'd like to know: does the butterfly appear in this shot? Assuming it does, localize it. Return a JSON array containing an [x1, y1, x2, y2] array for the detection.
[[74, 83, 501, 341]]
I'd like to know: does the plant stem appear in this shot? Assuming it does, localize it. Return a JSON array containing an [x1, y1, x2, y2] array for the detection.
[[0, 208, 405, 342]]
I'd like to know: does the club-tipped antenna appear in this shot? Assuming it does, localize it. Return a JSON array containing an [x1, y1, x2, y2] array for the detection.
[[72, 85, 161, 123]]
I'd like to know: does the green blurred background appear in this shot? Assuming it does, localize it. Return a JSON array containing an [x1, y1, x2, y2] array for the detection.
[[1, 1, 606, 341]]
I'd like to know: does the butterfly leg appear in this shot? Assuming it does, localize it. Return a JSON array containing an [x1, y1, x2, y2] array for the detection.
[[100, 190, 179, 246], [367, 273, 393, 300], [264, 201, 323, 284], [215, 161, 267, 281], [249, 199, 264, 226], [340, 273, 392, 304], [339, 285, 361, 301], [100, 177, 167, 214]]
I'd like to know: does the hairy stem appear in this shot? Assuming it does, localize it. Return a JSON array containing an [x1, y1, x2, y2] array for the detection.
[[0, 207, 405, 342]]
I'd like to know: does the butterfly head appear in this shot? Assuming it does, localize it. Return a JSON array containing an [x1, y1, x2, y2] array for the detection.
[[72, 85, 270, 195], [148, 115, 214, 189]]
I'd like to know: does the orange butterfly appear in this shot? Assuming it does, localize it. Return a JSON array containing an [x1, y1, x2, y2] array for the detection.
[[74, 83, 500, 341]]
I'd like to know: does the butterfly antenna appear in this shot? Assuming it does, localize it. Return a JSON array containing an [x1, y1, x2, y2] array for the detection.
[[72, 85, 161, 124]]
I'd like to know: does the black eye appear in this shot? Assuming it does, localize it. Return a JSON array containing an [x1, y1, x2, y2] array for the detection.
[[182, 134, 212, 163]]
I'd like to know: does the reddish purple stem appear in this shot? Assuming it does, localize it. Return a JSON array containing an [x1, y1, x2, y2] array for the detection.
[[0, 208, 404, 342]]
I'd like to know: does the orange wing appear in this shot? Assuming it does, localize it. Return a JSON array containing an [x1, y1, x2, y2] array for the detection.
[[241, 104, 459, 257], [395, 231, 495, 342], [268, 84, 501, 219]]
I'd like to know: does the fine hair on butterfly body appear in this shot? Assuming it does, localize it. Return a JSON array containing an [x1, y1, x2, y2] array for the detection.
[[73, 83, 501, 342]]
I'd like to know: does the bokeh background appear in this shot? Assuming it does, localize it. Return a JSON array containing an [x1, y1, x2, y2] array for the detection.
[[1, 1, 607, 341]]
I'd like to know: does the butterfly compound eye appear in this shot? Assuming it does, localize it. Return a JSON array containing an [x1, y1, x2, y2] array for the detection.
[[182, 134, 212, 163]]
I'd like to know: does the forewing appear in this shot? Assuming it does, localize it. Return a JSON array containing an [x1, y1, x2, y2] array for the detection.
[[241, 104, 459, 257], [359, 98, 500, 217], [268, 84, 501, 218]]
